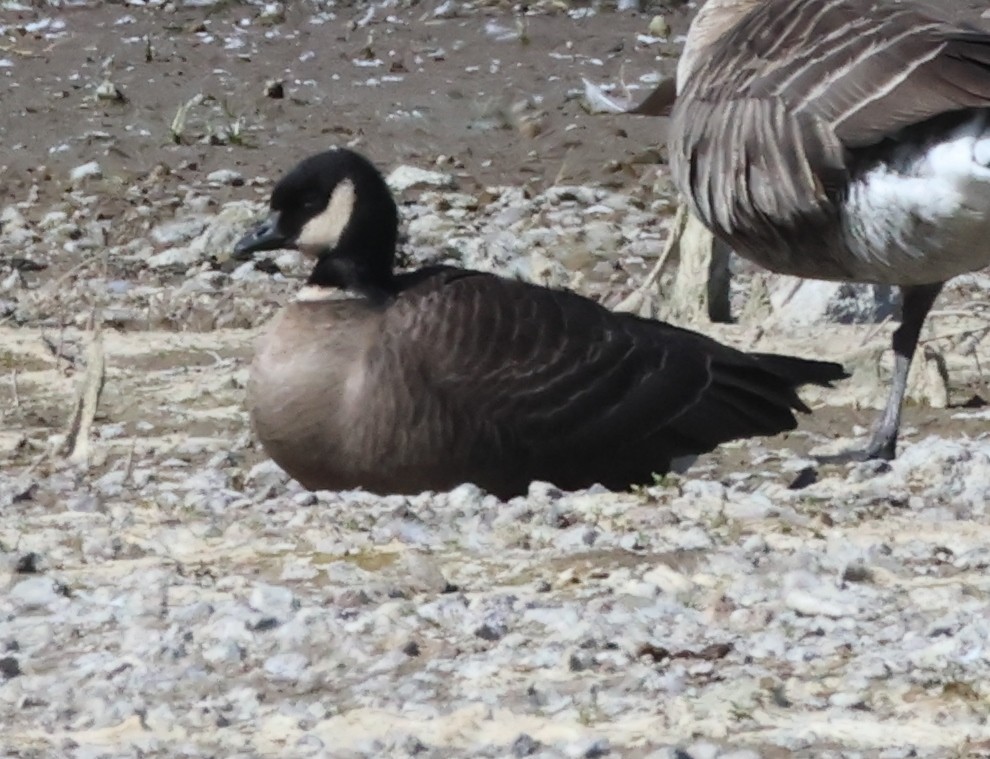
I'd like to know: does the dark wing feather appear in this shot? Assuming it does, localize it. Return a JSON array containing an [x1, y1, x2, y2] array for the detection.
[[383, 269, 845, 495]]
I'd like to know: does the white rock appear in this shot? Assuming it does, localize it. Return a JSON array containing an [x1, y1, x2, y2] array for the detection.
[[406, 213, 451, 244], [207, 169, 244, 186], [0, 206, 27, 229], [683, 742, 720, 759], [770, 277, 898, 325], [641, 565, 693, 597], [69, 161, 103, 183], [9, 577, 61, 611], [1, 270, 22, 293], [39, 210, 68, 229], [828, 690, 866, 708], [246, 459, 290, 485], [386, 165, 456, 194], [230, 261, 268, 281], [202, 641, 243, 665], [150, 217, 209, 246], [582, 219, 621, 254], [147, 202, 258, 268], [274, 249, 304, 271], [248, 584, 296, 619], [147, 246, 200, 269], [263, 651, 309, 682], [432, 0, 457, 18], [94, 79, 123, 101], [785, 589, 852, 619], [446, 482, 486, 512]]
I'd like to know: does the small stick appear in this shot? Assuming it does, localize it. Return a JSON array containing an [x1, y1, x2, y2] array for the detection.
[[922, 326, 990, 346], [10, 370, 19, 409], [51, 257, 96, 289], [41, 334, 79, 368], [62, 312, 106, 465], [551, 147, 574, 187], [123, 437, 137, 484], [613, 202, 686, 314]]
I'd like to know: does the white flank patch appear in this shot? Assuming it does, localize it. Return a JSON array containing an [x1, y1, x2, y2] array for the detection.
[[841, 112, 990, 284]]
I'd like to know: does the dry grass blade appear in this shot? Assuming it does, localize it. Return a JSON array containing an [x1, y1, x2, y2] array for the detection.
[[9, 370, 19, 409], [613, 203, 686, 316], [61, 313, 106, 465]]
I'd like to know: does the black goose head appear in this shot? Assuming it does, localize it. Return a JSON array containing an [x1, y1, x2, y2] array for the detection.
[[234, 148, 400, 298]]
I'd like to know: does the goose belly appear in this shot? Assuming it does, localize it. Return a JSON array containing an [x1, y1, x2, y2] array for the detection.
[[839, 114, 990, 286], [246, 309, 382, 491], [246, 311, 471, 494]]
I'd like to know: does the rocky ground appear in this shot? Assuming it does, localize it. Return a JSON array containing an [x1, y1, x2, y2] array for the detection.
[[4, 1, 990, 758]]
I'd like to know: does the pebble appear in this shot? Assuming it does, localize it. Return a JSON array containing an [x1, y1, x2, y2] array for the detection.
[[0, 657, 21, 679], [146, 245, 200, 269], [263, 652, 309, 682], [386, 165, 456, 194], [150, 217, 210, 246], [683, 743, 720, 759], [69, 161, 102, 183], [512, 733, 542, 757], [94, 79, 124, 101], [784, 589, 852, 619], [9, 577, 61, 611], [770, 278, 898, 326], [248, 583, 296, 619], [647, 15, 669, 37], [207, 169, 245, 186]]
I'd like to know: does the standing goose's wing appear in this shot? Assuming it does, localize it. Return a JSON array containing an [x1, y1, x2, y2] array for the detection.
[[671, 0, 990, 253], [383, 270, 843, 491], [736, 3, 990, 148]]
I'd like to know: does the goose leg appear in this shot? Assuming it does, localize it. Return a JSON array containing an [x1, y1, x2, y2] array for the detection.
[[819, 282, 944, 463]]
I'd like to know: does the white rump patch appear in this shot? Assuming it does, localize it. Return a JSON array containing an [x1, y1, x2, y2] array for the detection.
[[842, 113, 990, 284], [296, 179, 356, 255]]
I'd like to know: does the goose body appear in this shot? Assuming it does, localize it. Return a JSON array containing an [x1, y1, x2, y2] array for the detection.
[[669, 0, 990, 459], [235, 148, 846, 499]]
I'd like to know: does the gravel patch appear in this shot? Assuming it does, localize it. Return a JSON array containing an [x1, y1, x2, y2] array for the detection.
[[3, 1, 990, 757], [4, 436, 990, 757]]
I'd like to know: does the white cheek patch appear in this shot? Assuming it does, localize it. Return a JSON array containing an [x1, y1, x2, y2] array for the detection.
[[296, 179, 356, 254]]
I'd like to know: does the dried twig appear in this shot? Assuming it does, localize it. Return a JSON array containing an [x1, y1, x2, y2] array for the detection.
[[61, 312, 106, 465], [42, 331, 80, 369], [921, 326, 990, 346], [551, 147, 574, 187], [858, 314, 893, 348], [123, 437, 138, 484], [9, 370, 19, 409], [613, 202, 686, 315], [51, 257, 98, 289]]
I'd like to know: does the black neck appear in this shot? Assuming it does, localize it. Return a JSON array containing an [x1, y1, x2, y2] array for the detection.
[[307, 242, 397, 303]]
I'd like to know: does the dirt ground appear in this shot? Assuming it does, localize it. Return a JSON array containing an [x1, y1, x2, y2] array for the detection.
[[0, 1, 689, 210], [6, 3, 990, 758]]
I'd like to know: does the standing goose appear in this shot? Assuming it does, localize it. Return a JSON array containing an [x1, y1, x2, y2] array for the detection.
[[233, 148, 846, 499], [668, 0, 990, 461]]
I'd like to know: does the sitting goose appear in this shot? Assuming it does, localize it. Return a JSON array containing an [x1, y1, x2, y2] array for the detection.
[[233, 147, 846, 499], [668, 0, 990, 461]]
